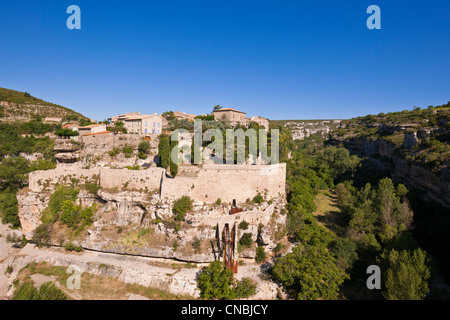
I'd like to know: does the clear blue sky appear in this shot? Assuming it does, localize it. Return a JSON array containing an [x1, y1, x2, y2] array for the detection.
[[0, 0, 449, 121]]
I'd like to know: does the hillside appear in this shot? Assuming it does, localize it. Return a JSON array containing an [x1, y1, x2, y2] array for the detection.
[[0, 87, 88, 122], [328, 102, 450, 206], [270, 119, 342, 140]]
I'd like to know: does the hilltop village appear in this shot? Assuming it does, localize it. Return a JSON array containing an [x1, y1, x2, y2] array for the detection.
[[2, 88, 449, 301]]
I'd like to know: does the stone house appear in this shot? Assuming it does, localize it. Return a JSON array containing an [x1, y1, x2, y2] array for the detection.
[[173, 111, 196, 121], [44, 117, 62, 123], [212, 108, 269, 129], [62, 123, 79, 132], [108, 112, 141, 124], [123, 113, 165, 135], [248, 116, 269, 129], [212, 108, 247, 125], [78, 124, 107, 135]]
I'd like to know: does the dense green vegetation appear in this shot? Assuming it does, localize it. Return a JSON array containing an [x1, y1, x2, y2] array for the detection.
[[0, 121, 57, 228], [333, 102, 450, 173], [197, 260, 256, 300], [12, 280, 67, 300], [270, 127, 441, 300], [158, 134, 170, 169], [55, 128, 79, 137], [33, 187, 96, 246], [173, 196, 193, 221]]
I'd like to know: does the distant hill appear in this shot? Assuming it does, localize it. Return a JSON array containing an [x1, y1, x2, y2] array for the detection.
[[0, 87, 88, 122], [270, 119, 342, 140]]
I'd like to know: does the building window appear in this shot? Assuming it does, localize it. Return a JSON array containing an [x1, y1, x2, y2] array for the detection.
[[153, 122, 156, 127], [145, 129, 148, 134], [145, 121, 147, 126]]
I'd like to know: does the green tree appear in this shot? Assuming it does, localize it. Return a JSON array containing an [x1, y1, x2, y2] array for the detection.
[[138, 140, 150, 154], [55, 128, 79, 137], [255, 246, 266, 264], [332, 238, 358, 270], [0, 157, 30, 190], [378, 248, 431, 300], [0, 190, 20, 227], [158, 134, 170, 169], [197, 260, 236, 300], [170, 137, 179, 177], [271, 243, 348, 300]]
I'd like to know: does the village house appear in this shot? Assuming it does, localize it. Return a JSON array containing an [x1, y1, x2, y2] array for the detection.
[[122, 113, 166, 134], [78, 124, 107, 136], [107, 112, 141, 124], [44, 117, 62, 123], [212, 108, 269, 129], [212, 108, 247, 125], [173, 111, 196, 121], [248, 116, 269, 130], [62, 123, 79, 132]]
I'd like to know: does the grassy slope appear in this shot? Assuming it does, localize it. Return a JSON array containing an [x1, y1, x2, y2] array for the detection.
[[0, 87, 87, 120]]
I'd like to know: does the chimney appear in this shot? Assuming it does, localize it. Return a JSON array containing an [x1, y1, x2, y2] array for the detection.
[[138, 111, 141, 115]]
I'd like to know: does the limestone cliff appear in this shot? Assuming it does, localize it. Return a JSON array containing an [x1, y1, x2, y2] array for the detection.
[[17, 186, 287, 263]]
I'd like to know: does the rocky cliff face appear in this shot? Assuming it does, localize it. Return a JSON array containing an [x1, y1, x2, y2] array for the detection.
[[17, 187, 287, 263], [339, 136, 450, 208], [277, 120, 342, 140]]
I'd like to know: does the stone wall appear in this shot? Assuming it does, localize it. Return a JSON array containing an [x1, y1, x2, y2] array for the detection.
[[100, 168, 164, 191], [28, 168, 101, 192], [162, 163, 286, 204], [28, 163, 286, 204]]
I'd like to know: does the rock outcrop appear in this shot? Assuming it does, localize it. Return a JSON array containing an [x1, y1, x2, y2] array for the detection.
[[283, 120, 342, 140], [17, 187, 287, 263]]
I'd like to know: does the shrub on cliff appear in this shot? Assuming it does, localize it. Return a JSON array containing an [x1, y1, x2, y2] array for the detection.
[[32, 224, 51, 247], [252, 193, 264, 204], [239, 220, 249, 230], [173, 196, 193, 221], [138, 140, 150, 154], [255, 246, 266, 264], [40, 187, 79, 224], [122, 145, 133, 158], [239, 233, 253, 248]]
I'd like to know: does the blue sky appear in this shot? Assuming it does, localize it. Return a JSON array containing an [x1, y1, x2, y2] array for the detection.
[[0, 0, 449, 121]]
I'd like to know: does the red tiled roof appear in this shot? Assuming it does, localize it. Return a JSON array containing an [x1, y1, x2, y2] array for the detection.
[[212, 108, 246, 114], [62, 123, 77, 128], [79, 124, 103, 129], [83, 131, 113, 136]]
